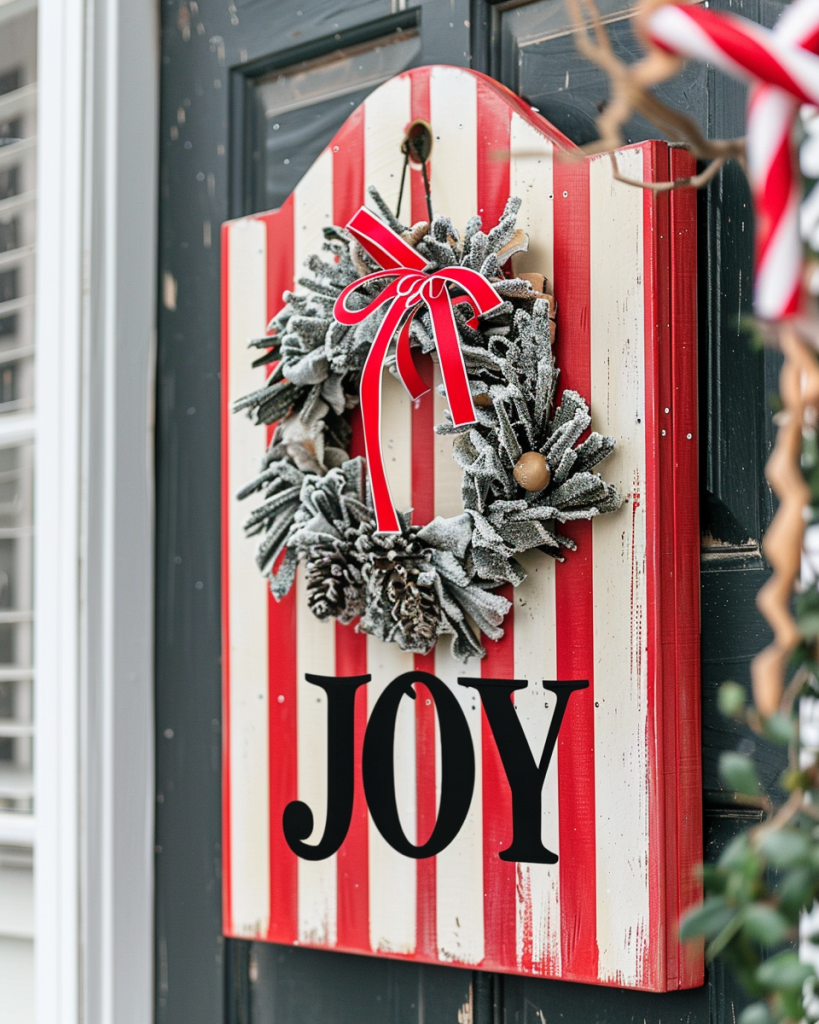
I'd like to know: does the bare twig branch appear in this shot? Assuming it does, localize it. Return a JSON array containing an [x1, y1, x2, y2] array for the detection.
[[609, 151, 730, 192], [562, 0, 746, 189]]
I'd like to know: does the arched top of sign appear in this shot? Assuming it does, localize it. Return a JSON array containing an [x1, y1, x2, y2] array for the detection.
[[221, 64, 702, 993]]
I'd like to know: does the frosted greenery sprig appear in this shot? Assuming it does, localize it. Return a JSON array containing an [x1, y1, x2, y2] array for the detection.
[[437, 299, 621, 586]]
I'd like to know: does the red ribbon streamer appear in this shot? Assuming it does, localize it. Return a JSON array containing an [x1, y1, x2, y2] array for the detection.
[[333, 206, 503, 533]]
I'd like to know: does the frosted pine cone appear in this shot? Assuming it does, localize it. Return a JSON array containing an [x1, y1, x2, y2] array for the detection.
[[357, 531, 442, 655], [304, 540, 364, 624]]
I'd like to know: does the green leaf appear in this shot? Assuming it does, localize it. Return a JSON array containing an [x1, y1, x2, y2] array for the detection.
[[797, 589, 819, 641], [720, 833, 758, 871], [780, 767, 804, 794], [726, 869, 762, 908], [718, 681, 747, 719], [742, 904, 791, 946], [798, 610, 819, 641], [763, 713, 796, 747], [720, 752, 762, 798], [780, 989, 806, 1024], [680, 896, 736, 942], [759, 829, 811, 869], [701, 864, 728, 894], [707, 911, 746, 959], [738, 1001, 773, 1024], [778, 866, 818, 915], [756, 951, 815, 992], [803, 431, 819, 473]]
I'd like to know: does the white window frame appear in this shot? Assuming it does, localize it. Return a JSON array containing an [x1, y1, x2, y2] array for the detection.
[[34, 0, 158, 1018]]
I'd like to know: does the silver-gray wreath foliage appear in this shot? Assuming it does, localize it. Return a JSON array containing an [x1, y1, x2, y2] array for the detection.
[[235, 188, 622, 660]]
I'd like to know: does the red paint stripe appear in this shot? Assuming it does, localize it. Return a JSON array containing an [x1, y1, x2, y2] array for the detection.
[[259, 199, 298, 944], [415, 651, 438, 960], [476, 83, 516, 973], [336, 408, 369, 952], [409, 72, 431, 226], [407, 73, 438, 952], [336, 414, 369, 954], [642, 143, 676, 990], [668, 146, 704, 990], [336, 622, 369, 950], [411, 350, 436, 529], [553, 154, 598, 983], [332, 105, 370, 952], [481, 585, 517, 971], [476, 80, 512, 231], [220, 221, 233, 936], [412, 358, 436, 958]]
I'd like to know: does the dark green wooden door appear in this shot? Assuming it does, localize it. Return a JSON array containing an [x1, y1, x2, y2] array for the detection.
[[154, 1, 785, 1020]]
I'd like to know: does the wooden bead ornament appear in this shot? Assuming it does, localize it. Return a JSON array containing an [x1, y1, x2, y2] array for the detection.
[[513, 451, 551, 492]]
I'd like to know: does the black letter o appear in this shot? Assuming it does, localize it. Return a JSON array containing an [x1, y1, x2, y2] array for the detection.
[[362, 671, 475, 859]]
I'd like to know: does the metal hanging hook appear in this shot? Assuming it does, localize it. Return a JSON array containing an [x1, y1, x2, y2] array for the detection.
[[396, 119, 434, 224]]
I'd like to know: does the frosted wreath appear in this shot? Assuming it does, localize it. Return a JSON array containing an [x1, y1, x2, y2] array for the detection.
[[646, 0, 819, 320], [233, 188, 622, 661]]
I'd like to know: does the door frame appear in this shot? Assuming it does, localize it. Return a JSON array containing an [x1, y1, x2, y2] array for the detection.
[[33, 0, 158, 1019]]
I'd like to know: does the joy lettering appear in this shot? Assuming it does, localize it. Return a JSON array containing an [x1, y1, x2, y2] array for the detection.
[[282, 671, 588, 864]]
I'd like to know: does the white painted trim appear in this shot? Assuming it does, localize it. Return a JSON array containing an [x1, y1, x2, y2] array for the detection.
[[0, 812, 35, 846], [34, 0, 158, 1020], [34, 0, 85, 1017], [0, 413, 35, 446]]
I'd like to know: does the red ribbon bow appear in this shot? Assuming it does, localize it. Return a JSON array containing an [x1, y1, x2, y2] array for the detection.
[[333, 206, 503, 533]]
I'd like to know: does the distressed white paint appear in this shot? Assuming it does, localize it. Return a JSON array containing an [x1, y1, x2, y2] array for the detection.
[[227, 218, 271, 936], [366, 638, 417, 953], [513, 551, 561, 973], [589, 149, 650, 986], [295, 147, 334, 273], [432, 324, 484, 962], [430, 66, 478, 236], [510, 114, 555, 285], [365, 73, 411, 216], [296, 568, 338, 946], [292, 144, 338, 947], [434, 642, 485, 965]]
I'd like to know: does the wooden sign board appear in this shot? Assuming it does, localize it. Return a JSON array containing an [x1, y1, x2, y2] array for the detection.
[[221, 65, 702, 990]]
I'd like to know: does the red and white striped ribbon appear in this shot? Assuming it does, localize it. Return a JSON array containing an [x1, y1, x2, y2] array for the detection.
[[646, 0, 819, 320]]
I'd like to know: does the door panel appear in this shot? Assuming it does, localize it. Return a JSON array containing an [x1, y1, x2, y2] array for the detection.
[[250, 948, 472, 1024], [155, 0, 785, 1020], [238, 11, 422, 213]]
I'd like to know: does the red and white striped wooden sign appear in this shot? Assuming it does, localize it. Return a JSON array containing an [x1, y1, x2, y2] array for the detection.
[[221, 65, 702, 991]]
